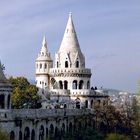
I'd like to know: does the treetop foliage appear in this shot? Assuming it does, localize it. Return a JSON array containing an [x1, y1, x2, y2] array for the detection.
[[9, 76, 40, 109]]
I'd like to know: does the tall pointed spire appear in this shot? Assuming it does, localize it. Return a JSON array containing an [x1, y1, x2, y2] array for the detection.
[[0, 61, 6, 82], [59, 12, 81, 53], [41, 35, 48, 53]]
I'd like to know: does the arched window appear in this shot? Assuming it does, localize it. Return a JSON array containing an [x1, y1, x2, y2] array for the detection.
[[24, 127, 30, 140], [0, 95, 4, 109], [62, 123, 65, 134], [46, 128, 48, 139], [64, 81, 68, 90], [7, 94, 10, 109], [79, 80, 84, 89], [76, 61, 79, 68], [10, 131, 15, 140], [69, 122, 73, 134], [57, 61, 59, 68], [90, 100, 93, 108], [59, 81, 63, 89], [39, 125, 44, 140], [44, 63, 47, 69], [87, 81, 90, 89], [31, 130, 35, 140], [49, 124, 54, 136], [51, 78, 56, 89], [85, 100, 88, 108], [40, 63, 42, 69], [65, 61, 68, 68], [75, 98, 80, 109], [55, 127, 59, 137], [73, 80, 77, 89]]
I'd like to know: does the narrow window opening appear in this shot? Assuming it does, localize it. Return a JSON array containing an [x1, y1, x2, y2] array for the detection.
[[65, 61, 68, 68]]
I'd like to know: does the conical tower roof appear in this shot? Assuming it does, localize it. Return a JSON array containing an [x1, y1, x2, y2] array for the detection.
[[0, 62, 12, 89], [56, 13, 85, 68], [0, 62, 6, 82], [36, 35, 52, 61], [59, 13, 81, 53], [41, 36, 48, 54]]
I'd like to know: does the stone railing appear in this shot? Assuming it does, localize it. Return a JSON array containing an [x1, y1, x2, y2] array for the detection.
[[50, 68, 91, 75], [10, 109, 90, 119], [70, 89, 108, 97], [71, 89, 91, 95], [50, 89, 108, 97], [51, 89, 70, 95], [36, 69, 48, 74]]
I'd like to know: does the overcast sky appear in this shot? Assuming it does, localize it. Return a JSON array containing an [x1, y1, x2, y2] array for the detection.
[[0, 0, 140, 93]]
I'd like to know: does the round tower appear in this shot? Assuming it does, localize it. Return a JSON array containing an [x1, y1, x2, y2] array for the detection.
[[0, 62, 12, 109], [51, 13, 91, 91], [35, 36, 53, 94]]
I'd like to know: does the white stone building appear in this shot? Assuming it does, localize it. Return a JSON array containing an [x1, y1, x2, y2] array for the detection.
[[36, 13, 108, 109], [0, 13, 109, 140]]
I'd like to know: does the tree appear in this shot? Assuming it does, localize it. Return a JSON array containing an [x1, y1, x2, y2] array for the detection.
[[105, 133, 131, 140], [0, 128, 9, 140], [9, 77, 40, 109]]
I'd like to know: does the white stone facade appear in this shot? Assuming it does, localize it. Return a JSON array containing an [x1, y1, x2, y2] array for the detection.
[[0, 13, 109, 140], [36, 13, 108, 109]]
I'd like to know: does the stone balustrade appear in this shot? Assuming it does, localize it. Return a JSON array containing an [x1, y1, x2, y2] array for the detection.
[[50, 68, 91, 75], [50, 89, 108, 97], [0, 109, 90, 120], [51, 89, 70, 95]]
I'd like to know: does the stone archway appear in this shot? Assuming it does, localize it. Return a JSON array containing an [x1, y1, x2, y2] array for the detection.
[[69, 122, 73, 134], [79, 80, 84, 89], [7, 94, 10, 109], [0, 94, 4, 109], [46, 128, 48, 139], [19, 131, 22, 140], [85, 100, 88, 108], [59, 81, 63, 89], [24, 127, 30, 140], [39, 125, 44, 140], [61, 123, 65, 135], [49, 124, 54, 138], [75, 98, 81, 109], [10, 131, 15, 140], [64, 80, 68, 89], [87, 81, 90, 89], [90, 100, 93, 108], [31, 129, 35, 140], [73, 80, 77, 89]]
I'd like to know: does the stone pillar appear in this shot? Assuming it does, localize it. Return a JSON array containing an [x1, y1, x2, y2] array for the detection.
[[63, 81, 64, 90]]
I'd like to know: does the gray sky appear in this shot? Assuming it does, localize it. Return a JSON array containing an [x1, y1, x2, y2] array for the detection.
[[0, 0, 140, 93]]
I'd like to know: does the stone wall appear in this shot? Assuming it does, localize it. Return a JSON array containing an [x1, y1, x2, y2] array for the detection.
[[0, 109, 93, 140]]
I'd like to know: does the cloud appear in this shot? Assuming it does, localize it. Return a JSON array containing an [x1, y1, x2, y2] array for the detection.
[[0, 0, 140, 93]]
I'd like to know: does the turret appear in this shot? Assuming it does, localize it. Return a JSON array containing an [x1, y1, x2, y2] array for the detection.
[[0, 62, 12, 109], [35, 36, 53, 94], [55, 12, 85, 69]]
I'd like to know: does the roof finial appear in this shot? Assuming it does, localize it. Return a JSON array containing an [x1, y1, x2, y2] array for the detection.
[[42, 35, 47, 47], [69, 12, 72, 17]]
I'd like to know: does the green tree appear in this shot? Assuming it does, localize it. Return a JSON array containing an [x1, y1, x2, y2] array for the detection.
[[0, 128, 9, 140], [105, 133, 131, 140], [9, 77, 40, 109]]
